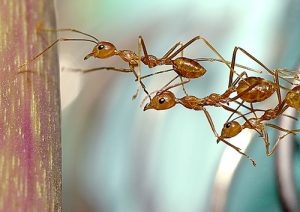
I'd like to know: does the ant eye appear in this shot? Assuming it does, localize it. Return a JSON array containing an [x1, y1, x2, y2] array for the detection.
[[159, 98, 165, 104], [98, 45, 105, 50], [225, 123, 231, 128]]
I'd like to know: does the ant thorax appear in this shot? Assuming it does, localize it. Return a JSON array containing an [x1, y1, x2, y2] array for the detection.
[[243, 118, 261, 129], [178, 96, 204, 110], [118, 50, 139, 66]]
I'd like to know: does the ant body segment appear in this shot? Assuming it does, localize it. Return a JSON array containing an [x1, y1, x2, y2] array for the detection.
[[143, 89, 260, 166]]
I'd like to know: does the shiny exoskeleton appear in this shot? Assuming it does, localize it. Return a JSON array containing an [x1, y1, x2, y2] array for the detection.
[[86, 42, 207, 78], [144, 75, 279, 112], [236, 77, 277, 103], [220, 85, 300, 156], [84, 38, 207, 95], [22, 29, 240, 99], [143, 90, 257, 166]]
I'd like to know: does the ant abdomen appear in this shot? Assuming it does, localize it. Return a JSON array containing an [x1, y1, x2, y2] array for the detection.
[[286, 85, 300, 108], [172, 57, 207, 78], [236, 77, 276, 103]]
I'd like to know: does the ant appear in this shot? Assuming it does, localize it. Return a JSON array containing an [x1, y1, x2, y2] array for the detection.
[[219, 84, 300, 157], [143, 86, 263, 166], [19, 26, 244, 100]]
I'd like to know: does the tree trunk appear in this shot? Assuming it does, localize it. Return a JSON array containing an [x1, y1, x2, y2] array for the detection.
[[0, 0, 61, 211]]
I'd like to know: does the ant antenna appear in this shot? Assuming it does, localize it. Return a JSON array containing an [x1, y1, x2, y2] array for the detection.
[[19, 38, 98, 69], [37, 24, 100, 42]]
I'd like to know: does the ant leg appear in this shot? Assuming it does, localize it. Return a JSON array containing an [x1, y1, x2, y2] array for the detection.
[[275, 69, 300, 85], [19, 38, 99, 69], [134, 36, 179, 100], [135, 36, 172, 99], [180, 76, 188, 96], [130, 65, 151, 100], [158, 75, 180, 92], [134, 36, 143, 99], [139, 36, 182, 62], [138, 36, 183, 64], [264, 123, 300, 156], [65, 65, 151, 100], [229, 47, 274, 86], [161, 42, 183, 59], [67, 66, 132, 74], [195, 57, 262, 74], [269, 129, 300, 156], [175, 43, 188, 94], [166, 36, 241, 78], [138, 36, 152, 66], [138, 68, 175, 80], [161, 79, 190, 92], [227, 70, 249, 89], [272, 69, 283, 106], [250, 103, 258, 119], [201, 107, 256, 166], [261, 128, 271, 156], [230, 47, 300, 85]]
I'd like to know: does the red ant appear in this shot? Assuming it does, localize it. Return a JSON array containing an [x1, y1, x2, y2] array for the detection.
[[143, 86, 262, 166], [220, 84, 300, 157], [19, 27, 244, 100]]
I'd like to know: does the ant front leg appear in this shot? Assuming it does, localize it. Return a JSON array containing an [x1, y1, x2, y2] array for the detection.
[[129, 65, 151, 100], [70, 66, 132, 74], [201, 107, 256, 166]]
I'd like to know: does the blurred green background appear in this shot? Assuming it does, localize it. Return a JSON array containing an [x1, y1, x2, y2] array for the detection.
[[55, 0, 300, 211]]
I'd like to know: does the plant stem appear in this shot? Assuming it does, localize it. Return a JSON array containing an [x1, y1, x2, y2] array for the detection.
[[0, 0, 61, 211]]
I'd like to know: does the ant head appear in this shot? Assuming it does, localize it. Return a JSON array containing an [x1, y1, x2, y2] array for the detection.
[[144, 91, 176, 111], [84, 41, 117, 60], [286, 85, 300, 108], [220, 121, 242, 139]]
